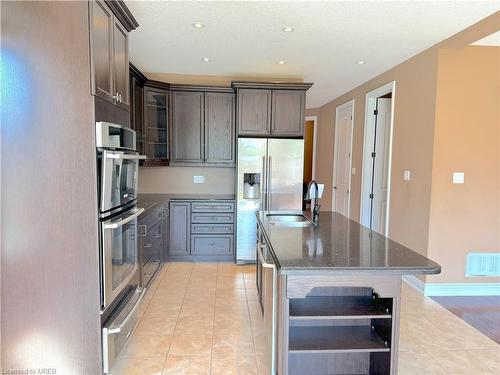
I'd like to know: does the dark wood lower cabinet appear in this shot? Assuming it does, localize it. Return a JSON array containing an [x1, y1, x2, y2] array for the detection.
[[168, 200, 235, 260], [138, 203, 167, 287]]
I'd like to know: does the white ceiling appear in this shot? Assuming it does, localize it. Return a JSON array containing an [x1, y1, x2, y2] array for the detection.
[[472, 31, 500, 46], [127, 1, 500, 108]]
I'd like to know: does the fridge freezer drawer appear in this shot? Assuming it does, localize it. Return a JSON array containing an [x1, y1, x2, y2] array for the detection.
[[191, 201, 235, 213], [191, 235, 233, 255], [191, 212, 234, 224], [191, 223, 234, 234]]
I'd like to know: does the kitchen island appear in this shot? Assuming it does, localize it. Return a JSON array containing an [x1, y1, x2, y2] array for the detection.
[[255, 211, 441, 375]]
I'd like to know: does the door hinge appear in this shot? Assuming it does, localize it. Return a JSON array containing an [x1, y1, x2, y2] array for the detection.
[[347, 189, 349, 195], [371, 152, 376, 158], [369, 193, 374, 199], [374, 109, 378, 116]]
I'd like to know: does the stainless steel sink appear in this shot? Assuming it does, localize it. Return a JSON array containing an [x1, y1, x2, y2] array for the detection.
[[266, 214, 313, 227]]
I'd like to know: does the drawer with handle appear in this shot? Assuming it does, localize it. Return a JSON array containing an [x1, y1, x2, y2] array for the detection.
[[191, 201, 235, 213], [191, 223, 234, 234], [191, 235, 233, 255], [191, 212, 234, 224]]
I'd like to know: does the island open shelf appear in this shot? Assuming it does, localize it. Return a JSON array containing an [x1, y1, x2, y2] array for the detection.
[[289, 294, 392, 320], [279, 280, 401, 375], [289, 325, 390, 353]]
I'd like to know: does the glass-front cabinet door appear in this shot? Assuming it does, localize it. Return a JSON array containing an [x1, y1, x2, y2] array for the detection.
[[144, 87, 169, 165]]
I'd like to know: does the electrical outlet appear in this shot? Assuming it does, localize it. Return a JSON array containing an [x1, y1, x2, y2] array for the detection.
[[453, 172, 465, 184], [403, 170, 411, 181], [193, 175, 205, 184]]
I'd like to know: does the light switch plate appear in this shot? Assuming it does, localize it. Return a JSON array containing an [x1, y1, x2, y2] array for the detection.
[[193, 175, 205, 184], [352, 167, 356, 175], [403, 170, 411, 181], [453, 172, 465, 184]]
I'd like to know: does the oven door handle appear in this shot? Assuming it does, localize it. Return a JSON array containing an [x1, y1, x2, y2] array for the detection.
[[103, 208, 145, 229], [107, 287, 146, 335], [106, 153, 147, 160]]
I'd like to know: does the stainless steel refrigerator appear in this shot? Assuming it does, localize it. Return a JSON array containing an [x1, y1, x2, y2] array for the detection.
[[236, 138, 304, 263]]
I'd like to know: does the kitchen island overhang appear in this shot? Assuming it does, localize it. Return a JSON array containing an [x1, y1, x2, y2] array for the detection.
[[255, 210, 441, 375]]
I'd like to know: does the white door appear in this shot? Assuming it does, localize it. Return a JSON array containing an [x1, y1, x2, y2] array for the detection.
[[332, 102, 354, 216], [370, 98, 392, 233]]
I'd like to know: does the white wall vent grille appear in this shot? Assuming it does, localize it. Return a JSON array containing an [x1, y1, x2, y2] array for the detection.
[[466, 253, 500, 276]]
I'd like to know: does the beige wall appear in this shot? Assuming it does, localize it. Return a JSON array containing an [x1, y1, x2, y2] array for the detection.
[[313, 48, 439, 255], [426, 46, 500, 284], [139, 166, 235, 194], [311, 12, 499, 270]]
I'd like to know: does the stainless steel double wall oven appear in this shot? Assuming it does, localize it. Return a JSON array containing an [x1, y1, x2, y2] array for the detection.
[[96, 122, 146, 373]]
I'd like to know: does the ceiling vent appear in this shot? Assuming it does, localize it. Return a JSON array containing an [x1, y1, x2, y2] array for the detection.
[[466, 253, 500, 277]]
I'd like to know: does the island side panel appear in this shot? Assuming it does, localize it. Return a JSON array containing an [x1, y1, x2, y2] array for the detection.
[[277, 274, 289, 375]]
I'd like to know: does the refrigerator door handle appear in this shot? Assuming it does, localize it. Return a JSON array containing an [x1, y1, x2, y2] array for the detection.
[[262, 155, 267, 211], [268, 155, 272, 211]]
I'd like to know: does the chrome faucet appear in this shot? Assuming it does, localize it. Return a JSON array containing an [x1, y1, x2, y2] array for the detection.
[[305, 180, 321, 225]]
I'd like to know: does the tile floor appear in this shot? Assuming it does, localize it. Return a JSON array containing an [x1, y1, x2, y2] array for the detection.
[[112, 262, 500, 375]]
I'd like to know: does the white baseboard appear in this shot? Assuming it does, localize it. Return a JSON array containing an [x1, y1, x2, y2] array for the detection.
[[403, 275, 500, 296]]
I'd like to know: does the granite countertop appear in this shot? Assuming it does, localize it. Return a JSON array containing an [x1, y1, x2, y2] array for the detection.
[[256, 211, 441, 275], [137, 193, 236, 218]]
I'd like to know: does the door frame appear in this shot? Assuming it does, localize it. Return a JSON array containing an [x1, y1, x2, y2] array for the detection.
[[360, 81, 396, 236], [305, 116, 318, 180], [331, 100, 355, 217]]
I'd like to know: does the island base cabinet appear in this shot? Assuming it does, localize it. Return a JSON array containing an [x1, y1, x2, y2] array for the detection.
[[278, 275, 402, 375]]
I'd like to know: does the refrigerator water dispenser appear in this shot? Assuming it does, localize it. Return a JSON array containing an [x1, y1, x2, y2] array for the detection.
[[243, 173, 260, 199]]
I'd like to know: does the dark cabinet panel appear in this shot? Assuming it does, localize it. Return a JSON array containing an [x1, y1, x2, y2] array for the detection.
[[169, 202, 191, 256], [271, 90, 305, 137], [113, 19, 129, 109], [90, 0, 130, 111], [139, 207, 164, 288], [237, 89, 271, 136], [205, 92, 235, 165], [129, 76, 145, 154], [171, 91, 204, 164], [144, 87, 169, 164], [90, 0, 113, 101]]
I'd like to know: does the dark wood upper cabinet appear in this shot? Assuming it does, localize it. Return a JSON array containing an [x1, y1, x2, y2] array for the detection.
[[90, 0, 113, 101], [205, 92, 236, 165], [171, 88, 235, 166], [113, 18, 129, 109], [233, 82, 313, 138], [129, 76, 144, 154], [271, 90, 305, 136], [90, 0, 136, 111], [237, 89, 271, 136], [171, 91, 205, 164], [144, 86, 170, 164]]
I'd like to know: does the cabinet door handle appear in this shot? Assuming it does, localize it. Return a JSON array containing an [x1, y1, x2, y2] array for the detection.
[[144, 244, 152, 248]]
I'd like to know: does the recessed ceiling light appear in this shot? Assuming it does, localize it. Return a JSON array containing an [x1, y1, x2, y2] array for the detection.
[[282, 27, 294, 32], [192, 22, 205, 29], [203, 57, 210, 62], [278, 60, 286, 65], [357, 61, 365, 65]]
